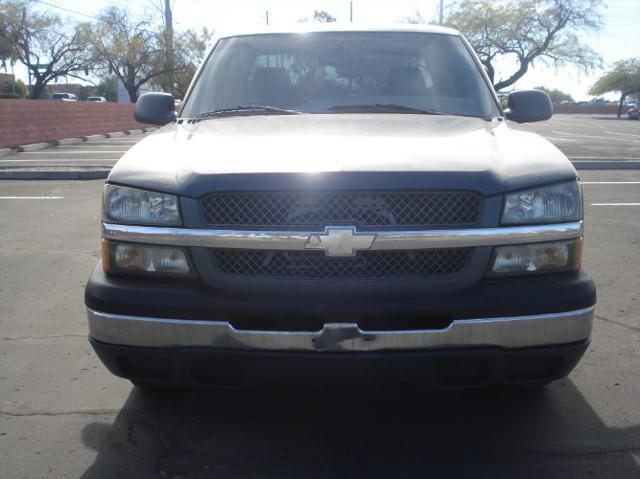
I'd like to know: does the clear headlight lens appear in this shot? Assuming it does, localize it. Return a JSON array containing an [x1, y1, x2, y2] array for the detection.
[[490, 239, 581, 275], [502, 181, 582, 225], [103, 241, 191, 275], [103, 184, 180, 226]]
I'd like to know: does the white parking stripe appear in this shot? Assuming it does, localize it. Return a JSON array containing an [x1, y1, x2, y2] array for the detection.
[[570, 157, 640, 160], [582, 182, 640, 184], [0, 196, 64, 200], [591, 203, 640, 206], [546, 137, 577, 142], [0, 158, 120, 163], [552, 131, 639, 143], [604, 131, 640, 138], [17, 150, 125, 154]]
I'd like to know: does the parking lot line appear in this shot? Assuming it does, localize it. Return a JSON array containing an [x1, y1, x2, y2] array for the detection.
[[591, 203, 640, 206], [582, 182, 640, 184], [604, 131, 640, 138], [571, 157, 640, 160], [0, 196, 64, 200], [552, 131, 640, 143], [545, 137, 577, 142]]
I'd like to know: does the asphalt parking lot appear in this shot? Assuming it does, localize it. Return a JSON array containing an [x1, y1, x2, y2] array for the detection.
[[0, 115, 639, 478], [516, 114, 640, 165]]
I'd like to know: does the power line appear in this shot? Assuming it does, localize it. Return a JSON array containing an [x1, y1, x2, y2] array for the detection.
[[31, 0, 96, 20]]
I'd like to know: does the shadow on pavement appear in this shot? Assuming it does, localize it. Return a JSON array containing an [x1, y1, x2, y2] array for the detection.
[[80, 380, 639, 478]]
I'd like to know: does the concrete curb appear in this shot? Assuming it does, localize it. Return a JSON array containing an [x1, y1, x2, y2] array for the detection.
[[56, 137, 85, 146], [0, 148, 16, 158], [83, 134, 108, 141], [0, 169, 110, 180], [18, 142, 51, 152], [106, 131, 127, 138]]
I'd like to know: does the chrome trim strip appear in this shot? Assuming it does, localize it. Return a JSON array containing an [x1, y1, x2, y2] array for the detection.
[[102, 221, 583, 251], [87, 306, 594, 351]]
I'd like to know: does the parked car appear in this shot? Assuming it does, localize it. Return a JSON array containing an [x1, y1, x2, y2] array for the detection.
[[87, 96, 107, 102], [627, 103, 639, 120], [51, 92, 77, 101], [86, 25, 596, 390]]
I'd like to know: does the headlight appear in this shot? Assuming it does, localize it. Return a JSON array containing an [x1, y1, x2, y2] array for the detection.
[[489, 239, 582, 276], [103, 241, 192, 276], [103, 184, 181, 226], [502, 181, 582, 225]]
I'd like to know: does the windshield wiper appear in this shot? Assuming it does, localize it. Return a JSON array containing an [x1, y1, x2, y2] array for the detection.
[[327, 104, 448, 115], [195, 105, 304, 119]]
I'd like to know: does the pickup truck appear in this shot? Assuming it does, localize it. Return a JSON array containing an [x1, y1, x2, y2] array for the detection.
[[85, 25, 596, 390]]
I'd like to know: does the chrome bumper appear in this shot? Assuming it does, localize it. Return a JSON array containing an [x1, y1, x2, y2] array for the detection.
[[87, 307, 594, 352]]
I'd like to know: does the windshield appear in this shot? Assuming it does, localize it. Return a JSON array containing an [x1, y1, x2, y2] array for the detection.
[[182, 32, 499, 119]]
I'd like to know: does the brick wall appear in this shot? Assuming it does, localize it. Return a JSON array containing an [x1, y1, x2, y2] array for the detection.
[[0, 99, 150, 149], [554, 104, 620, 115]]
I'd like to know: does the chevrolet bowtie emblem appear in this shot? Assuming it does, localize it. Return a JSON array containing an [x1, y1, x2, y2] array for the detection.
[[304, 227, 377, 257]]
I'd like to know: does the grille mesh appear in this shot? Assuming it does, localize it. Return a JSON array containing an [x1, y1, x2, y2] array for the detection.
[[212, 249, 469, 279], [202, 191, 480, 228]]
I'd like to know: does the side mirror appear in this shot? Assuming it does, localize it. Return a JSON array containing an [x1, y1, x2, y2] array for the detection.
[[134, 92, 176, 125], [505, 90, 553, 123]]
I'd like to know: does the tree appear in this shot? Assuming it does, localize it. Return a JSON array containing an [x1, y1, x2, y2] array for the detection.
[[313, 10, 336, 22], [151, 27, 211, 98], [300, 10, 336, 23], [446, 0, 603, 91], [95, 76, 116, 102], [0, 77, 26, 98], [534, 86, 574, 104], [85, 6, 170, 102], [0, 0, 90, 99], [590, 59, 640, 118], [403, 11, 425, 25]]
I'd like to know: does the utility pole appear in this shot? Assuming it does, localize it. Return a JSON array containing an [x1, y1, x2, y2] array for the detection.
[[265, 10, 269, 25], [350, 1, 353, 22], [439, 0, 444, 24], [21, 7, 32, 97], [164, 0, 174, 95]]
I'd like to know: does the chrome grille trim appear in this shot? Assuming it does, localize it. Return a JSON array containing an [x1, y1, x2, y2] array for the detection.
[[102, 221, 583, 250]]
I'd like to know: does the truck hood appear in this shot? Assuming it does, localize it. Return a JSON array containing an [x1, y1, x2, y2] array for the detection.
[[109, 114, 576, 197]]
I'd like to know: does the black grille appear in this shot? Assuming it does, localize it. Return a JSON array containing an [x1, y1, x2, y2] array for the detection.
[[201, 191, 480, 228], [212, 249, 470, 279]]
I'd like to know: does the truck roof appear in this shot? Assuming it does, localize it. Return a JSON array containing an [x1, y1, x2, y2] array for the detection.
[[216, 23, 461, 40]]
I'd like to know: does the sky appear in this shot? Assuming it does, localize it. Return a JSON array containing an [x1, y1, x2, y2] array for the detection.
[[10, 0, 640, 101]]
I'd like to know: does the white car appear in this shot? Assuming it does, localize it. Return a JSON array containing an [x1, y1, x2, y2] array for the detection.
[[51, 92, 77, 101]]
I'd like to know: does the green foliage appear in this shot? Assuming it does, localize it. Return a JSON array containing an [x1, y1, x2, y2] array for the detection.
[[0, 0, 90, 98], [0, 78, 25, 97], [83, 6, 164, 102], [403, 11, 426, 25], [589, 58, 640, 117], [589, 59, 640, 96], [300, 10, 336, 23], [95, 77, 116, 102], [151, 27, 212, 98], [534, 86, 574, 104], [313, 10, 336, 23], [446, 0, 603, 91]]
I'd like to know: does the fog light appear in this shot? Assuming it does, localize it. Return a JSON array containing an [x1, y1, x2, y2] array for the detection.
[[490, 240, 580, 275], [104, 241, 191, 275]]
